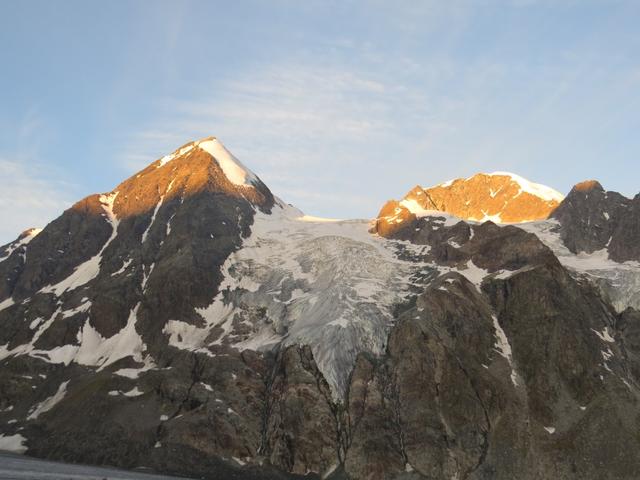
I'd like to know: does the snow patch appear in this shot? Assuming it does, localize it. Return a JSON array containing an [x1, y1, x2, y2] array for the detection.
[[141, 264, 155, 292], [0, 297, 15, 313], [75, 303, 147, 369], [490, 172, 564, 202], [141, 196, 164, 243], [158, 144, 194, 167], [469, 210, 503, 223], [0, 433, 27, 453], [399, 199, 462, 226], [0, 229, 41, 263], [438, 179, 455, 188], [114, 358, 155, 379], [27, 381, 69, 420], [459, 260, 490, 291], [41, 192, 119, 295], [112, 258, 133, 276], [30, 345, 79, 366], [122, 387, 144, 397], [299, 215, 342, 223], [593, 327, 615, 343], [492, 315, 520, 386]]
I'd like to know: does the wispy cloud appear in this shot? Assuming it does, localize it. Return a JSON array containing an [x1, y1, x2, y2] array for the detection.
[[115, 61, 446, 216], [0, 158, 73, 243], [117, 54, 576, 215], [109, 0, 640, 216], [0, 107, 75, 243]]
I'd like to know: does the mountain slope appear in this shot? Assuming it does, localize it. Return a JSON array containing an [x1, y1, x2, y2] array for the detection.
[[1, 139, 640, 480]]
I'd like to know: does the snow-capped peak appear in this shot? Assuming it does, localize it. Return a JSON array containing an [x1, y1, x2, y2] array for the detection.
[[196, 137, 258, 187], [157, 136, 258, 188], [377, 171, 565, 231]]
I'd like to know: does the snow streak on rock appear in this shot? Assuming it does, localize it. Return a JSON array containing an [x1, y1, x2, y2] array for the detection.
[[27, 381, 69, 420], [491, 315, 520, 386], [41, 192, 120, 295], [0, 228, 41, 263]]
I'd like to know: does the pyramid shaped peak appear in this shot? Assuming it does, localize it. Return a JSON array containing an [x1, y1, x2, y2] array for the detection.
[[155, 136, 258, 188]]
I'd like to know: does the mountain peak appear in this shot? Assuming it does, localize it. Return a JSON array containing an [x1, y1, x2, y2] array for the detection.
[[156, 136, 259, 188], [572, 179, 604, 193], [108, 137, 274, 220], [374, 171, 563, 236]]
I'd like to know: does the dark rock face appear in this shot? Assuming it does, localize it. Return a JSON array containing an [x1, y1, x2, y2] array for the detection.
[[618, 308, 640, 383], [2, 145, 640, 480], [263, 346, 343, 475], [551, 180, 640, 263], [341, 256, 640, 479], [609, 194, 640, 262]]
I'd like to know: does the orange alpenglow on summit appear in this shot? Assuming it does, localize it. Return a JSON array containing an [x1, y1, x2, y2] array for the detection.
[[374, 172, 564, 236]]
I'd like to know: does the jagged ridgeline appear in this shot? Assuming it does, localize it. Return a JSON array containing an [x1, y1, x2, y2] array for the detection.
[[1, 137, 640, 480]]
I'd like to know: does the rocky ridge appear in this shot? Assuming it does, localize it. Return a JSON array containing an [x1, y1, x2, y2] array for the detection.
[[551, 179, 640, 262], [374, 172, 563, 237], [0, 139, 640, 480]]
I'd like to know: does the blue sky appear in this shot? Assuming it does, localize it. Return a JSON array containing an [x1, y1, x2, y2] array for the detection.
[[1, 0, 639, 242]]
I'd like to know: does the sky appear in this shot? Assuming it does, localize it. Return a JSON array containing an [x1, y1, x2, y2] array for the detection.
[[1, 0, 639, 243]]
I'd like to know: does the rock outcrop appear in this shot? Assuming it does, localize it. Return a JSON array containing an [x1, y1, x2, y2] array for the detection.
[[551, 180, 640, 263]]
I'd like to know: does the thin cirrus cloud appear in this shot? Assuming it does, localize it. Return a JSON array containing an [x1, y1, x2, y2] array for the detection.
[[0, 159, 72, 243], [116, 55, 583, 217], [121, 66, 402, 161], [116, 63, 440, 216]]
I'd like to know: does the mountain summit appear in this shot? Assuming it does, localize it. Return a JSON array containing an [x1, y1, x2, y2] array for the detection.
[[2, 138, 640, 480], [374, 172, 563, 237], [121, 136, 274, 216]]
